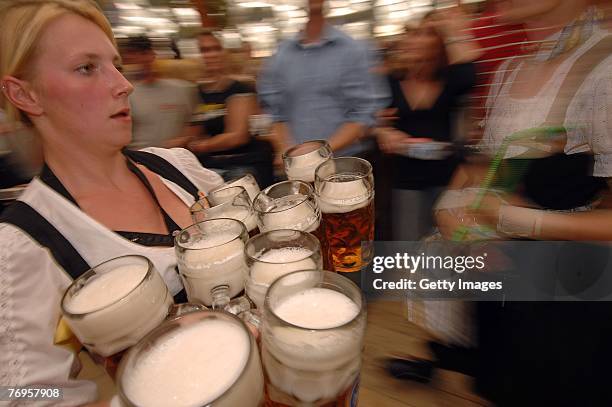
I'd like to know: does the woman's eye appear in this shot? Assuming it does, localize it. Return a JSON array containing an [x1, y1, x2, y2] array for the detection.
[[76, 63, 98, 75]]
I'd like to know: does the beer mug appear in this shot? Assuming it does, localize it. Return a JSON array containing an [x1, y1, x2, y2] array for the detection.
[[117, 310, 264, 407], [262, 270, 366, 406], [175, 219, 249, 311], [210, 173, 261, 202], [61, 255, 173, 365], [191, 186, 259, 237], [314, 157, 374, 276], [283, 140, 332, 183], [252, 180, 323, 241], [245, 229, 323, 310]]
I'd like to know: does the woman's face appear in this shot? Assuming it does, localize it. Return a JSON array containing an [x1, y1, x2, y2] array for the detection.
[[28, 13, 133, 151], [198, 34, 225, 74], [400, 23, 443, 67]]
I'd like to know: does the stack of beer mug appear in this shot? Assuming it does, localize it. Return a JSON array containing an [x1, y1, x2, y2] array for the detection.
[[60, 139, 376, 406]]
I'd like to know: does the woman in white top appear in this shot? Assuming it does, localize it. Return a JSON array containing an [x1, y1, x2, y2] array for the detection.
[[0, 1, 222, 405], [434, 1, 612, 404]]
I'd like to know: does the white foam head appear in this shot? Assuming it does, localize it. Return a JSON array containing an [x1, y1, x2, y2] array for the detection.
[[263, 286, 364, 403], [122, 319, 251, 407], [317, 179, 371, 214], [223, 175, 260, 201], [247, 248, 317, 309], [274, 288, 359, 329], [258, 195, 320, 233], [286, 154, 329, 183], [65, 265, 146, 314], [63, 260, 172, 357], [178, 233, 247, 306]]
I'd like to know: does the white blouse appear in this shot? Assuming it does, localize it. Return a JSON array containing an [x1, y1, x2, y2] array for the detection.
[[481, 29, 612, 178], [0, 148, 222, 406]]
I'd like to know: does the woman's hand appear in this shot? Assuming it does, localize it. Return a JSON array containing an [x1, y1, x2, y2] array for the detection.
[[187, 139, 211, 154], [376, 127, 433, 154], [376, 108, 398, 127], [429, 7, 472, 40]]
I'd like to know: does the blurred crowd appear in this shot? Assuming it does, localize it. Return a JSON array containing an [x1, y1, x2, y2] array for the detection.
[[1, 0, 612, 405], [1, 1, 610, 236], [4, 0, 609, 242]]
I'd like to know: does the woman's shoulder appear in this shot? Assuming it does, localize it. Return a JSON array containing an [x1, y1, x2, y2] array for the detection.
[[0, 222, 60, 276], [137, 147, 224, 192], [227, 79, 256, 96]]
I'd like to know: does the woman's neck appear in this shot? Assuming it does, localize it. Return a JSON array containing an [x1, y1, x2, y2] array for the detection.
[[43, 143, 132, 195], [202, 74, 227, 91], [405, 62, 438, 82]]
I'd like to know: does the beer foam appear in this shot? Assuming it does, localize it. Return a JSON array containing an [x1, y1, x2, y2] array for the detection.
[[64, 264, 172, 357], [66, 265, 146, 314], [318, 179, 371, 214], [263, 287, 364, 403], [208, 207, 258, 233], [123, 319, 250, 406], [259, 196, 319, 233], [208, 187, 241, 206], [224, 177, 260, 201], [179, 238, 247, 306], [286, 155, 328, 183], [247, 248, 317, 309], [274, 288, 359, 329]]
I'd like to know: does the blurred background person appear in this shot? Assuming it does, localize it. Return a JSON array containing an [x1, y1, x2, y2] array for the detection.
[[0, 108, 35, 189], [435, 0, 612, 404], [467, 0, 527, 138], [375, 9, 480, 241], [377, 6, 481, 387], [258, 0, 384, 164], [184, 29, 274, 187], [120, 35, 198, 149]]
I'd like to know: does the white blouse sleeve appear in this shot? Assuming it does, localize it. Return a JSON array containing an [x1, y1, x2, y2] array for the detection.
[[0, 224, 98, 406], [140, 147, 224, 193], [591, 63, 612, 178]]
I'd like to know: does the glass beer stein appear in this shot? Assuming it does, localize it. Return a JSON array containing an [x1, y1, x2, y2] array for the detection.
[[262, 270, 366, 406], [191, 186, 259, 237], [314, 157, 374, 279], [283, 140, 332, 183], [252, 180, 323, 242], [175, 219, 250, 312], [245, 229, 323, 310], [61, 255, 173, 375], [117, 310, 264, 407]]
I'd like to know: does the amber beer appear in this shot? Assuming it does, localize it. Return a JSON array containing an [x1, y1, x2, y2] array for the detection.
[[315, 158, 374, 283]]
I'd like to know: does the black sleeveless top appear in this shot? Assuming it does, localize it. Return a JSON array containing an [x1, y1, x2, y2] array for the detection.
[[40, 160, 180, 247], [494, 152, 607, 211]]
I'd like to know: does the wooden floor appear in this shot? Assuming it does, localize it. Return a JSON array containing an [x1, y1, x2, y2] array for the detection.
[[359, 301, 490, 407], [81, 301, 491, 406]]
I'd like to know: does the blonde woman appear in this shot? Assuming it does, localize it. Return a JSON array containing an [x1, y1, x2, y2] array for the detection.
[[0, 1, 222, 403]]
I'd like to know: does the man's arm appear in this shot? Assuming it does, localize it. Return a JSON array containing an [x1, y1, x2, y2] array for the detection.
[[257, 45, 292, 162], [188, 94, 254, 154], [331, 42, 387, 152]]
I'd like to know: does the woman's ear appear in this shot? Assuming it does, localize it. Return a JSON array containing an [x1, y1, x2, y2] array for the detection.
[[1, 76, 44, 117]]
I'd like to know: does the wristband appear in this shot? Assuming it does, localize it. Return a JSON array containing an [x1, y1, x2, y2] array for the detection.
[[497, 205, 545, 238], [444, 34, 474, 45]]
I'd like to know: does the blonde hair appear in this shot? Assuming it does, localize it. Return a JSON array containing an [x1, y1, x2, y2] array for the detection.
[[0, 0, 115, 124]]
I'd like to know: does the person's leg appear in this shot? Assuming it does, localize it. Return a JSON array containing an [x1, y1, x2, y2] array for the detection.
[[391, 188, 423, 241]]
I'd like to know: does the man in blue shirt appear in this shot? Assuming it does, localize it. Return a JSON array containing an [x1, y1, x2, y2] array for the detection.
[[258, 0, 385, 159]]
